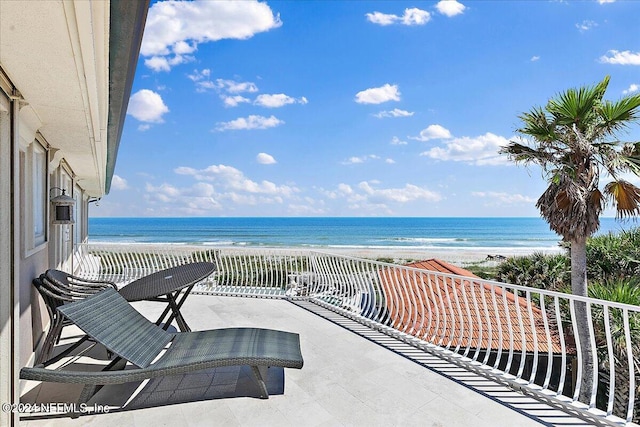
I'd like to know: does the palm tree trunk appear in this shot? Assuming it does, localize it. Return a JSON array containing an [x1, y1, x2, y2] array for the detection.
[[571, 238, 595, 404]]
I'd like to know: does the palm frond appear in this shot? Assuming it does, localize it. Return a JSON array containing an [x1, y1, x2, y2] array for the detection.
[[604, 180, 640, 218], [500, 141, 556, 165], [618, 155, 640, 176], [599, 94, 640, 133], [547, 79, 608, 128], [537, 179, 603, 239], [517, 108, 556, 142]]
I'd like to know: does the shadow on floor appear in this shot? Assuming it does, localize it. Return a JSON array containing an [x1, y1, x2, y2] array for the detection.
[[21, 365, 285, 420]]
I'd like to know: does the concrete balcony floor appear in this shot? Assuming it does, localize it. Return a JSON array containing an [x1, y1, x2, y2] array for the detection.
[[20, 294, 593, 426]]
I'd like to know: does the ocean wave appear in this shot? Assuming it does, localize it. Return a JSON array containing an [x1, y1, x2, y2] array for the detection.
[[387, 237, 464, 243], [324, 244, 561, 252], [201, 241, 238, 246], [87, 239, 561, 251]]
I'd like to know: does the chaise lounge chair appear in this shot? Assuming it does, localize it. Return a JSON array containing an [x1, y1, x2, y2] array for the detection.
[[21, 288, 304, 416]]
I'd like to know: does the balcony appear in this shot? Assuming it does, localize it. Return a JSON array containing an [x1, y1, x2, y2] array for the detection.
[[21, 243, 640, 426]]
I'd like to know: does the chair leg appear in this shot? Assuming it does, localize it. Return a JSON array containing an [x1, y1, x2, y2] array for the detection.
[[41, 335, 91, 367], [250, 365, 270, 399], [70, 357, 127, 418], [36, 318, 64, 365]]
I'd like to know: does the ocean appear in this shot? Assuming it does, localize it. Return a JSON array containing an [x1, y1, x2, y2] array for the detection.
[[88, 217, 631, 252]]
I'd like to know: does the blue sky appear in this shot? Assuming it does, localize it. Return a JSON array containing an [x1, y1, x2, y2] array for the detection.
[[93, 0, 640, 217]]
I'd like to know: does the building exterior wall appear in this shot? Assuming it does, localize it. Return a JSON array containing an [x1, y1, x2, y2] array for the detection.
[[17, 134, 91, 368], [0, 64, 18, 427], [0, 67, 93, 427]]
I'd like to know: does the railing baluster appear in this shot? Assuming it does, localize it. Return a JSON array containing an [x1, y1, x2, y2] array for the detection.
[[586, 302, 598, 409], [569, 299, 583, 402], [514, 288, 528, 380], [489, 284, 504, 371], [603, 305, 615, 416], [623, 308, 635, 424], [554, 295, 568, 397], [539, 294, 554, 390], [411, 269, 428, 342], [468, 280, 484, 363], [525, 290, 538, 385], [479, 281, 493, 366]]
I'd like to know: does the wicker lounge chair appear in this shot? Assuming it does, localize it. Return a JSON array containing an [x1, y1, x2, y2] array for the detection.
[[32, 271, 117, 365], [21, 288, 304, 416]]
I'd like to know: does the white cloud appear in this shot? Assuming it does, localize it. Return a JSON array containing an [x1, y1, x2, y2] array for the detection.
[[345, 157, 364, 165], [173, 40, 197, 55], [321, 181, 441, 212], [216, 79, 259, 93], [215, 115, 284, 131], [598, 0, 616, 3], [144, 182, 222, 215], [187, 72, 260, 95], [471, 191, 536, 205], [435, 1, 466, 17], [175, 164, 297, 197], [337, 183, 354, 196], [145, 56, 171, 72], [187, 68, 216, 92], [141, 0, 282, 71], [385, 158, 396, 164], [365, 11, 397, 26], [127, 89, 169, 123], [366, 8, 431, 26], [222, 95, 251, 107], [288, 201, 326, 216], [342, 154, 380, 165], [254, 94, 308, 108], [145, 182, 181, 201], [623, 84, 639, 94], [600, 50, 640, 65], [420, 132, 511, 166], [391, 136, 408, 145], [576, 20, 597, 32], [410, 124, 452, 141], [401, 8, 432, 25], [111, 175, 129, 190], [531, 55, 540, 62], [374, 108, 414, 118], [358, 181, 442, 203], [187, 68, 210, 81], [257, 152, 277, 164], [355, 84, 400, 104]]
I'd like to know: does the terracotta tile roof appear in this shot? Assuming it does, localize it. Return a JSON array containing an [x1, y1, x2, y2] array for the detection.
[[379, 259, 572, 355]]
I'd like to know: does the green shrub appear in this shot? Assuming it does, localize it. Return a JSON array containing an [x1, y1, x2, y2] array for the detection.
[[494, 252, 570, 291], [587, 228, 640, 282], [489, 227, 640, 292]]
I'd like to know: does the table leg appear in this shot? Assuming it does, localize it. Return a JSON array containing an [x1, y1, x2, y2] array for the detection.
[[155, 301, 173, 328], [161, 285, 195, 332]]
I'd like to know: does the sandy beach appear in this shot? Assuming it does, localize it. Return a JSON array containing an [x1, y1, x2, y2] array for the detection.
[[321, 246, 564, 267]]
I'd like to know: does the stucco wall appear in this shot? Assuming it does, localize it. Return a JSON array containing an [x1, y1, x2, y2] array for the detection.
[[19, 248, 48, 367]]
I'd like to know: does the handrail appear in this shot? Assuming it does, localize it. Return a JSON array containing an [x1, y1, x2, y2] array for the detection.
[[74, 243, 639, 426]]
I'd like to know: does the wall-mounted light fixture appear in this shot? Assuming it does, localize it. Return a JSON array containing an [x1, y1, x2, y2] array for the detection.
[[50, 187, 75, 225]]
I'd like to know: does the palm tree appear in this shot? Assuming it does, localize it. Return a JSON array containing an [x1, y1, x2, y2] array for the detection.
[[500, 76, 640, 404]]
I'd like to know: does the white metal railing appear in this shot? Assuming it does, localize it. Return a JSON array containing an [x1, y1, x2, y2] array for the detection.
[[74, 243, 310, 296], [74, 243, 640, 426]]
